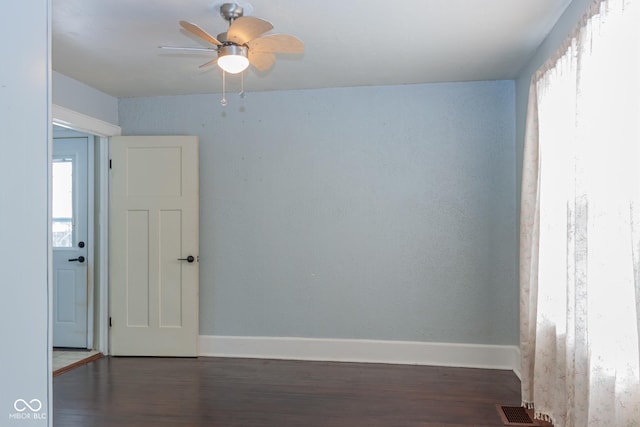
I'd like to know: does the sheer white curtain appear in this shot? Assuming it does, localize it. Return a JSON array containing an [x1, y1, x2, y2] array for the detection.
[[520, 0, 640, 425]]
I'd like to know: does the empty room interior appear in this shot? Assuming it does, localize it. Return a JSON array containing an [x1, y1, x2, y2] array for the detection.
[[2, 0, 639, 426]]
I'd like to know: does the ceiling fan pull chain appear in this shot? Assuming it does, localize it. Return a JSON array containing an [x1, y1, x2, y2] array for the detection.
[[221, 70, 228, 107], [240, 71, 246, 98]]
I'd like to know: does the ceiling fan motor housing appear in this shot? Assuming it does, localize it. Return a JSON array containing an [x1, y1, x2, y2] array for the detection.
[[216, 32, 230, 43], [218, 44, 247, 58]]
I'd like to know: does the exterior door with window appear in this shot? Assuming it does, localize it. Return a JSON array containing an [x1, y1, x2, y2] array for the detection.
[[52, 137, 89, 348]]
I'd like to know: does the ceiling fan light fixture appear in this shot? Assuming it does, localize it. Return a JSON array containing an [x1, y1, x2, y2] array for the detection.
[[217, 45, 249, 74]]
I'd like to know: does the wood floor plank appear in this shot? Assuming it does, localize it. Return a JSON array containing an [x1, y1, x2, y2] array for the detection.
[[53, 357, 523, 427]]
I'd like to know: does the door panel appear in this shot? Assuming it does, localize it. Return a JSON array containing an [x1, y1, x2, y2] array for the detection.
[[126, 210, 150, 327], [55, 270, 77, 322], [52, 137, 89, 348], [110, 136, 199, 356], [159, 209, 183, 328]]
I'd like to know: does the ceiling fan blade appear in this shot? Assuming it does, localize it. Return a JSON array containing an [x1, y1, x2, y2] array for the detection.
[[227, 16, 273, 45], [159, 46, 218, 52], [198, 58, 219, 68], [247, 34, 304, 54], [248, 50, 276, 71], [179, 20, 222, 46]]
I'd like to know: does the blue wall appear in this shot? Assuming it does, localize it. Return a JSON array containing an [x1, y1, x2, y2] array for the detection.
[[53, 71, 119, 125], [119, 80, 518, 345]]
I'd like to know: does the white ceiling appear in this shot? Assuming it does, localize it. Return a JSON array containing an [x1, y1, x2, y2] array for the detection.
[[53, 0, 572, 98]]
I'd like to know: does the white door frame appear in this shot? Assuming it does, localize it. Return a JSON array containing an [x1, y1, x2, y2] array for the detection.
[[52, 104, 121, 354]]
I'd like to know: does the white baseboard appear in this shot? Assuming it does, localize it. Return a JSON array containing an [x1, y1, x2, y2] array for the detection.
[[512, 347, 522, 380], [199, 335, 520, 373]]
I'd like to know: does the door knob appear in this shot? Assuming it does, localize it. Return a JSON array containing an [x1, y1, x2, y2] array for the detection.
[[177, 255, 195, 263], [68, 256, 85, 263]]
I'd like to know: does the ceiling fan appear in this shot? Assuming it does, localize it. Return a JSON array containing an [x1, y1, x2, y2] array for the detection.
[[161, 2, 304, 75]]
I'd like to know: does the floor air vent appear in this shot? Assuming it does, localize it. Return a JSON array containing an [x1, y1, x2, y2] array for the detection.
[[496, 405, 539, 426]]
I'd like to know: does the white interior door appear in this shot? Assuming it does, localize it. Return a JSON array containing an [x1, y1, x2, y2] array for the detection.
[[110, 136, 199, 356], [52, 137, 89, 348]]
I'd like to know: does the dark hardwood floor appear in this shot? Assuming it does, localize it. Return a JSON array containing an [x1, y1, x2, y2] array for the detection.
[[53, 357, 522, 426]]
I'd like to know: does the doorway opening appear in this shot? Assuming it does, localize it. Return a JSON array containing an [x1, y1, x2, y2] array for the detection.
[[52, 104, 122, 374], [52, 127, 100, 373]]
